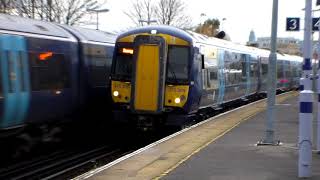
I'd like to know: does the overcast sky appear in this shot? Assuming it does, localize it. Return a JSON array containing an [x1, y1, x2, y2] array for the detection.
[[87, 0, 318, 44]]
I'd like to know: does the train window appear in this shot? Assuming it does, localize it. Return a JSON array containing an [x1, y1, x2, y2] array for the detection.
[[91, 55, 112, 86], [0, 52, 2, 97], [83, 44, 114, 87], [283, 62, 290, 79], [210, 71, 217, 80], [205, 67, 218, 89], [29, 52, 70, 91], [18, 52, 28, 92], [261, 64, 268, 76], [250, 63, 258, 77], [240, 54, 247, 82], [90, 56, 108, 87], [7, 51, 14, 93], [114, 46, 133, 78], [277, 60, 284, 79], [167, 46, 189, 81]]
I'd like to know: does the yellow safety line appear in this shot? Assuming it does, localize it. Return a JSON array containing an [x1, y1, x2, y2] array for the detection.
[[154, 92, 297, 180], [153, 112, 259, 180]]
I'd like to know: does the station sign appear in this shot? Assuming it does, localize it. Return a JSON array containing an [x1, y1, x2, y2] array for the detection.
[[286, 17, 320, 31], [312, 17, 320, 31], [286, 17, 300, 31]]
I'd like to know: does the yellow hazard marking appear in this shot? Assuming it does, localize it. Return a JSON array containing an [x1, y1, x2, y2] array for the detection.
[[164, 85, 189, 107], [87, 92, 297, 180], [111, 81, 131, 103]]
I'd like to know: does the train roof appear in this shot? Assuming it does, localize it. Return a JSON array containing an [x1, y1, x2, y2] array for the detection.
[[117, 25, 302, 62], [116, 25, 193, 43], [59, 25, 116, 44], [0, 14, 74, 39], [187, 31, 303, 62]]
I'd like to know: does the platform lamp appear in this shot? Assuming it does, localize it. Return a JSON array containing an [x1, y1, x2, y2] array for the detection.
[[220, 18, 226, 31], [87, 8, 110, 30], [139, 19, 157, 26]]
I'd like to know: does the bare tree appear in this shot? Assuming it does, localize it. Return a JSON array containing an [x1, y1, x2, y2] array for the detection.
[[14, 0, 40, 18], [0, 0, 13, 14], [195, 18, 220, 37], [59, 0, 102, 25], [154, 0, 191, 28], [5, 0, 104, 26], [124, 0, 155, 26]]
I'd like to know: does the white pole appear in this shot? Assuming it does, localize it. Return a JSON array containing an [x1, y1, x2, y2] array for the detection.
[[317, 17, 320, 153], [299, 0, 313, 178], [264, 0, 278, 144]]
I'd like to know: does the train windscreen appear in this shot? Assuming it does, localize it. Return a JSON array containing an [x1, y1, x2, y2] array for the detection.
[[167, 46, 189, 82], [114, 47, 133, 79]]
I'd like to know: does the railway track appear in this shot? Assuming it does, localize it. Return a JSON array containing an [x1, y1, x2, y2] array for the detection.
[[0, 146, 122, 180], [0, 91, 289, 179], [0, 126, 169, 179]]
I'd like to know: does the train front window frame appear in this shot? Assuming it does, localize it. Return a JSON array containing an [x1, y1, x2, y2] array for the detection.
[[166, 45, 190, 83], [112, 44, 133, 80]]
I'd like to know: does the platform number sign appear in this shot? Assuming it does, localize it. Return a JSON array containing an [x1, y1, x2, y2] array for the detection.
[[312, 18, 320, 31], [286, 17, 300, 31]]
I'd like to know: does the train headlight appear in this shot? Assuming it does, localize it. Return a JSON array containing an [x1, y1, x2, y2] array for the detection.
[[174, 97, 181, 104], [113, 91, 119, 97]]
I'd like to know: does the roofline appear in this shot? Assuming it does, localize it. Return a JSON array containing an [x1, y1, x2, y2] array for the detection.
[[116, 25, 193, 44]]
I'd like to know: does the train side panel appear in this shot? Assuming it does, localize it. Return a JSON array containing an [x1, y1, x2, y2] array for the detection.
[[25, 36, 79, 123]]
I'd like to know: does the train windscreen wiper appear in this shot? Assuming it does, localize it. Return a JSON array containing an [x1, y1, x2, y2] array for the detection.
[[168, 64, 178, 83]]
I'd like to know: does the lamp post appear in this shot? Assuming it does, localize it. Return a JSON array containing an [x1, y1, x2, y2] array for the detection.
[[260, 0, 278, 145], [221, 18, 226, 31], [87, 8, 109, 30], [299, 0, 313, 178], [139, 19, 157, 26], [200, 13, 207, 34]]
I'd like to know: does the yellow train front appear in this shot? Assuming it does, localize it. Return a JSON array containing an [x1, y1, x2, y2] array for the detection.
[[110, 26, 195, 129]]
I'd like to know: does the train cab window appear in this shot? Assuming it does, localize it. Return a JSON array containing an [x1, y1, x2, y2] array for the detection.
[[167, 46, 189, 82], [29, 52, 70, 91], [113, 46, 133, 79]]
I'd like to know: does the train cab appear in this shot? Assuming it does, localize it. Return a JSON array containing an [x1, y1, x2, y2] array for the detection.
[[110, 25, 303, 129], [110, 26, 195, 127]]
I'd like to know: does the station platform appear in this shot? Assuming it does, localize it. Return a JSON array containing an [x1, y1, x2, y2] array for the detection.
[[76, 91, 320, 180]]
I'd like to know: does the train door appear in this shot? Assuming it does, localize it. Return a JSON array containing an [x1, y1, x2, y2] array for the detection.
[[0, 35, 30, 129], [249, 55, 259, 94], [277, 59, 284, 89], [257, 56, 262, 92], [131, 35, 167, 113], [244, 54, 251, 96], [217, 50, 225, 104]]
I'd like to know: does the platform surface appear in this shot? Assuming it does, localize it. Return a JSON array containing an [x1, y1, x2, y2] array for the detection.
[[163, 93, 320, 180], [77, 92, 320, 180]]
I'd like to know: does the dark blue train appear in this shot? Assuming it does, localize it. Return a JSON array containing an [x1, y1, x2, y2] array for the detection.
[[110, 25, 302, 129], [0, 14, 115, 134]]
